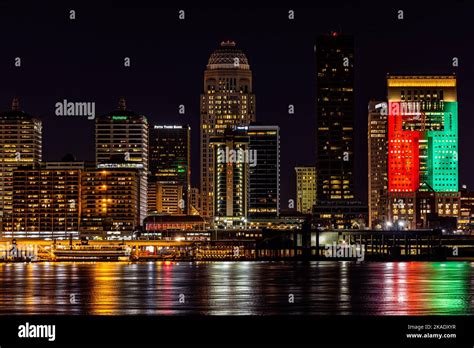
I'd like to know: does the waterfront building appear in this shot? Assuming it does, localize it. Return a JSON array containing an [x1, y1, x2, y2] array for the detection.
[[0, 98, 42, 234], [95, 98, 148, 225], [143, 214, 207, 240], [80, 168, 141, 239], [387, 75, 459, 228], [5, 162, 82, 239], [312, 200, 368, 230]]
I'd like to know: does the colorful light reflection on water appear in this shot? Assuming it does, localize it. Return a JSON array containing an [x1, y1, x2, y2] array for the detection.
[[0, 261, 472, 315]]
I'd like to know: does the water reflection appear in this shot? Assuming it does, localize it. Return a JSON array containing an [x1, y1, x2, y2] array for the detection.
[[0, 261, 472, 315]]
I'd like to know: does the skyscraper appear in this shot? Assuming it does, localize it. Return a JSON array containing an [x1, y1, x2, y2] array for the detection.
[[95, 98, 148, 225], [387, 75, 459, 228], [315, 32, 355, 202], [295, 166, 317, 214], [248, 125, 280, 218], [368, 100, 388, 228], [200, 41, 256, 220], [0, 98, 42, 235], [210, 128, 250, 228], [149, 125, 190, 214]]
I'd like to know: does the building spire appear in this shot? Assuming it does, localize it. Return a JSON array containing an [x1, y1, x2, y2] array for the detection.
[[11, 97, 20, 111], [118, 97, 126, 111]]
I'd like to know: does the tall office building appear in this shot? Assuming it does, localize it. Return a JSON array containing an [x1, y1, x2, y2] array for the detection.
[[149, 125, 190, 214], [95, 98, 148, 225], [315, 32, 355, 202], [210, 128, 250, 227], [387, 75, 459, 228], [200, 41, 256, 219], [295, 166, 317, 214], [0, 98, 42, 233], [5, 162, 82, 239], [368, 101, 388, 228], [248, 125, 280, 218]]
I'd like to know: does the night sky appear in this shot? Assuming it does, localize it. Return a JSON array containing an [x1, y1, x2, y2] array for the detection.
[[1, 0, 473, 207]]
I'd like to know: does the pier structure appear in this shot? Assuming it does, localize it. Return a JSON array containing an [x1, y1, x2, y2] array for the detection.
[[0, 229, 473, 261]]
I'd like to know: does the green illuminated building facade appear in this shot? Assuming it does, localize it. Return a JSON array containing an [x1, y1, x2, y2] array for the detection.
[[426, 101, 458, 192]]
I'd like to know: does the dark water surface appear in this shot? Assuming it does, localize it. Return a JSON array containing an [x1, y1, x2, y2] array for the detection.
[[0, 261, 473, 315]]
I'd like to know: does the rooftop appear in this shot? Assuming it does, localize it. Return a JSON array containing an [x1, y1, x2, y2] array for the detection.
[[207, 41, 250, 70]]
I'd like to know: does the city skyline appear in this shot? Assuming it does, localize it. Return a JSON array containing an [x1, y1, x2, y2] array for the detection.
[[2, 51, 472, 209], [1, 3, 474, 344], [2, 3, 474, 207]]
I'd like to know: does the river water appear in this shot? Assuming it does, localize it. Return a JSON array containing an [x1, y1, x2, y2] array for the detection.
[[0, 261, 472, 315]]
